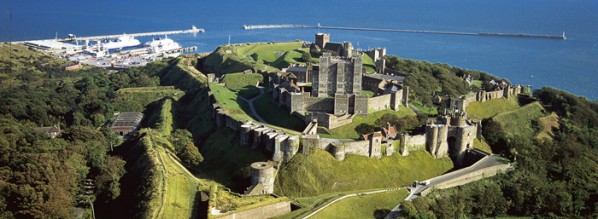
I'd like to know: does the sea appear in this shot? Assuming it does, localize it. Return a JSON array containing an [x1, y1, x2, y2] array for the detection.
[[1, 0, 597, 99]]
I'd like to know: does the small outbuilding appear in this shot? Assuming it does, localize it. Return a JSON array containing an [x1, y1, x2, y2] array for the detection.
[[111, 112, 143, 136]]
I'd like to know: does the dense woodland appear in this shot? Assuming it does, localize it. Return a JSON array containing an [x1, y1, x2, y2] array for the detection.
[[384, 56, 504, 106], [0, 44, 170, 218]]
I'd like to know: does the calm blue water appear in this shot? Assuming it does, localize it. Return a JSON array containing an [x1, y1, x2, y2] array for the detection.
[[2, 0, 597, 99]]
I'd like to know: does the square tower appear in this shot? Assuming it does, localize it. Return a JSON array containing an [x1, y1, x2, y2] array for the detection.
[[315, 33, 330, 49]]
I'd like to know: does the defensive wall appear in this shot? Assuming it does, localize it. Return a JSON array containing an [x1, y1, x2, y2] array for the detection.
[[214, 200, 292, 219], [452, 85, 522, 112], [420, 157, 511, 196], [399, 133, 427, 156]]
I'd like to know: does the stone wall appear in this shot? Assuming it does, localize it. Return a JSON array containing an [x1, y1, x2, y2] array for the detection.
[[421, 162, 511, 197], [399, 133, 427, 156], [368, 94, 392, 112], [215, 201, 292, 219]]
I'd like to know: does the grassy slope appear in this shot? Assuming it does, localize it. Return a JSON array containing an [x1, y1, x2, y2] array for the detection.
[[466, 97, 520, 120], [312, 190, 408, 219], [209, 83, 255, 122], [361, 53, 376, 74], [473, 138, 492, 154], [276, 150, 453, 197], [535, 112, 559, 141], [160, 57, 207, 91], [126, 99, 200, 219], [254, 91, 306, 131], [112, 86, 183, 112], [222, 73, 263, 99], [202, 42, 303, 74], [320, 108, 417, 139], [493, 101, 546, 139]]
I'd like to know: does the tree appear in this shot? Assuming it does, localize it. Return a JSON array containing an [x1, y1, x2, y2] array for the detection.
[[96, 156, 126, 201], [355, 123, 375, 135]]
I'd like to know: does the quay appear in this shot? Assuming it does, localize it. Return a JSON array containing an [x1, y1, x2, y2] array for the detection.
[[243, 23, 566, 40], [12, 25, 204, 43]]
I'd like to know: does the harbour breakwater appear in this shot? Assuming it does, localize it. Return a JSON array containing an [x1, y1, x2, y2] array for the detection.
[[243, 24, 566, 40]]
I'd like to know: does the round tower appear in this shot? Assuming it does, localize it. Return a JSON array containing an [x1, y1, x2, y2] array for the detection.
[[240, 122, 252, 146], [250, 162, 275, 194], [330, 144, 346, 161]]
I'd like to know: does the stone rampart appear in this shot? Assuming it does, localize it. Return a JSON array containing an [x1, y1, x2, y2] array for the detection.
[[215, 200, 292, 219], [368, 94, 392, 112], [421, 163, 511, 197]]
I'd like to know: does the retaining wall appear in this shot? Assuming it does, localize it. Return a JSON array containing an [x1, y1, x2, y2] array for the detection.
[[215, 201, 292, 219]]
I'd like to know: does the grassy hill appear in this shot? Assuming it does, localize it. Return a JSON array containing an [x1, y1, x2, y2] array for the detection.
[[492, 101, 546, 139], [202, 42, 304, 74], [275, 149, 453, 197], [159, 56, 207, 91], [466, 97, 520, 120], [222, 72, 264, 99]]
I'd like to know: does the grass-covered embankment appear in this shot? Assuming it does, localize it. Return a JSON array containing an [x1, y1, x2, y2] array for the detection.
[[275, 150, 453, 197], [492, 101, 546, 139], [222, 72, 264, 99], [112, 86, 183, 112], [465, 97, 520, 120], [159, 56, 207, 91], [202, 41, 304, 74], [319, 108, 416, 139], [209, 83, 255, 122]]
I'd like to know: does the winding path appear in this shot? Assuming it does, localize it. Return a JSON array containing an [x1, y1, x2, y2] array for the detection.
[[239, 88, 267, 123]]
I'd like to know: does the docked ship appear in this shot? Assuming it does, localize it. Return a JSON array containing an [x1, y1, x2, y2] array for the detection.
[[99, 34, 141, 50], [144, 36, 182, 54]]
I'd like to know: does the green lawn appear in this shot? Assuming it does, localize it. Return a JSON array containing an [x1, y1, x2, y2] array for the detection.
[[209, 83, 255, 122], [254, 91, 306, 131], [471, 80, 483, 89], [493, 101, 546, 139], [233, 41, 304, 63], [466, 97, 520, 120], [275, 150, 453, 197], [312, 190, 408, 219], [270, 48, 312, 68], [320, 108, 416, 139], [221, 72, 264, 99], [113, 86, 183, 112]]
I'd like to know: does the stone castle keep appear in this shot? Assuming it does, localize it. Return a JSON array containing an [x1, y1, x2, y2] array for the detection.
[[270, 34, 408, 129]]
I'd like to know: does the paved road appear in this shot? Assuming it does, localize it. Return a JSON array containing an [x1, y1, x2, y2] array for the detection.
[[239, 88, 266, 123], [385, 155, 509, 218]]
